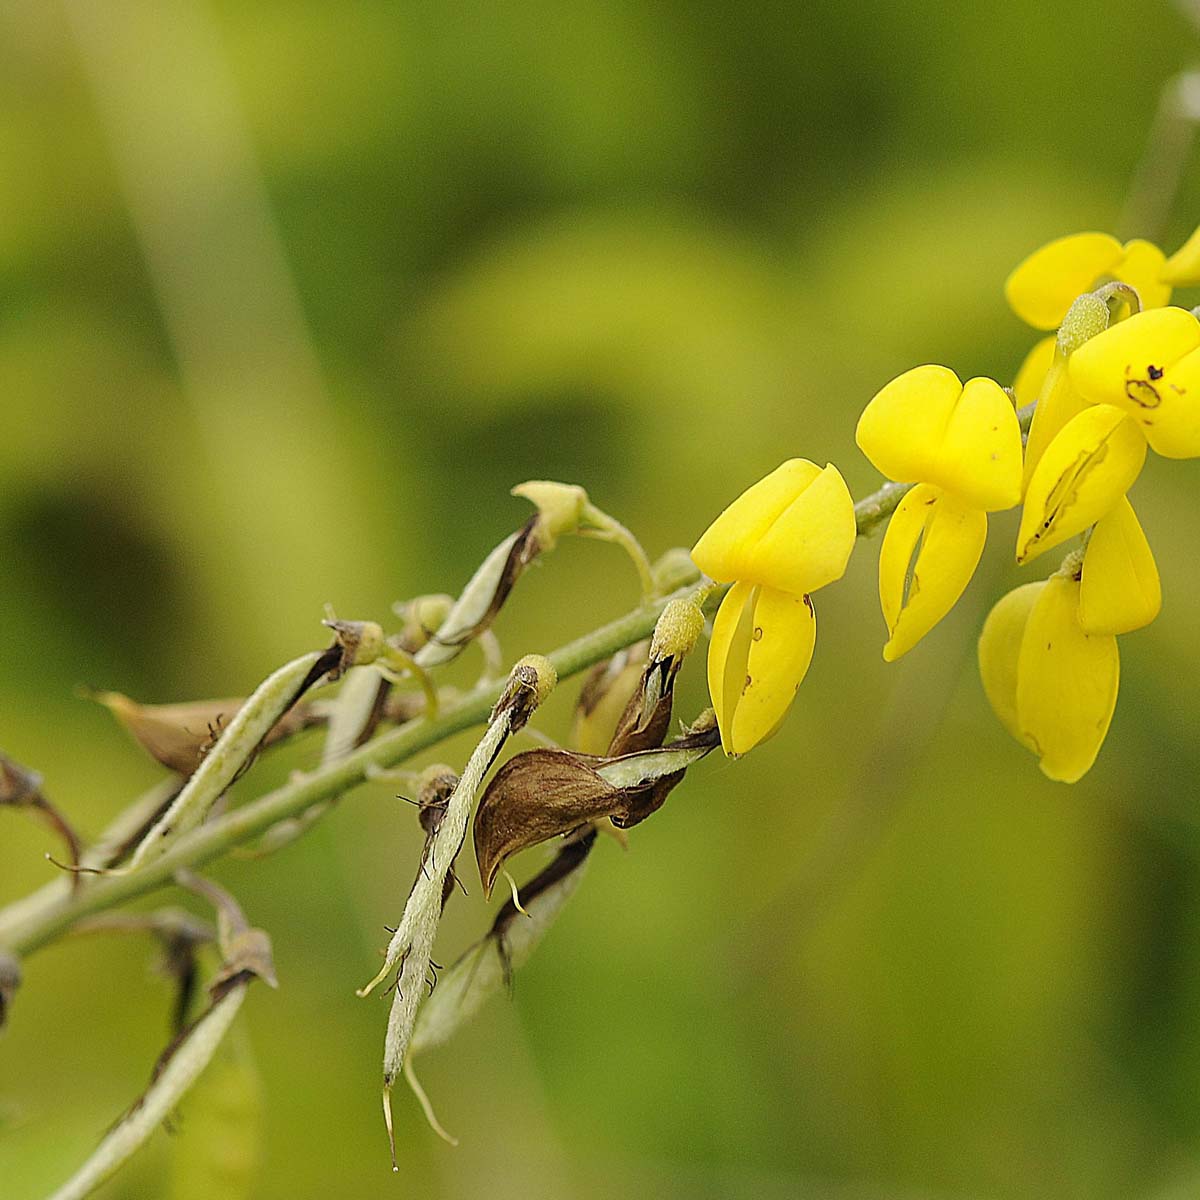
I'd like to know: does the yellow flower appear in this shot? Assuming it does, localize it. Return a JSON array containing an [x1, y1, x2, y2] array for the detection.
[[979, 575, 1120, 783], [1015, 403, 1146, 564], [1005, 232, 1170, 330], [691, 459, 857, 596], [691, 459, 856, 755], [1068, 306, 1200, 459], [857, 366, 1022, 659], [1077, 497, 1161, 635], [877, 484, 987, 662], [706, 582, 816, 757], [856, 367, 1023, 511]]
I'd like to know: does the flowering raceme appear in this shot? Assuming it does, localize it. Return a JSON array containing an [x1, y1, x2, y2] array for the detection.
[[690, 459, 856, 756], [684, 223, 1189, 782], [856, 367, 1023, 659]]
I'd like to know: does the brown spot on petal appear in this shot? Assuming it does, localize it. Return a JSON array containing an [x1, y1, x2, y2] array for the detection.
[[1125, 378, 1162, 409]]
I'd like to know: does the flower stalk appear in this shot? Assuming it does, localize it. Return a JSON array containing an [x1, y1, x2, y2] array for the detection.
[[0, 455, 1034, 965]]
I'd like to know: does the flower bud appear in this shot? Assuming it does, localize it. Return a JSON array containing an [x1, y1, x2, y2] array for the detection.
[[1057, 292, 1111, 355], [492, 653, 557, 732], [510, 479, 589, 550], [322, 618, 387, 671], [392, 593, 454, 653], [648, 597, 704, 665]]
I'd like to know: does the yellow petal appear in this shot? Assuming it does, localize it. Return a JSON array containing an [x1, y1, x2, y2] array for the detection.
[[935, 376, 1023, 510], [1016, 574, 1119, 783], [1069, 307, 1200, 459], [1116, 239, 1171, 310], [1068, 304, 1200, 396], [1138, 347, 1200, 458], [706, 581, 815, 756], [691, 458, 822, 584], [1021, 346, 1089, 490], [1078, 497, 1161, 634], [744, 462, 857, 594], [1004, 233, 1124, 330], [1013, 336, 1056, 410], [731, 586, 816, 756], [707, 580, 757, 746], [978, 581, 1045, 750], [856, 364, 961, 485], [1161, 221, 1200, 286], [878, 484, 987, 661], [857, 367, 1022, 510], [1015, 404, 1147, 564]]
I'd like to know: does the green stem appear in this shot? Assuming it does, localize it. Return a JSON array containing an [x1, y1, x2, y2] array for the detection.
[[580, 503, 659, 598], [0, 579, 695, 958], [0, 418, 1039, 960]]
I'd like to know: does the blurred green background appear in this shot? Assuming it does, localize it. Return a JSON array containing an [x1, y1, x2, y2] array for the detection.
[[4, 2, 1200, 1197]]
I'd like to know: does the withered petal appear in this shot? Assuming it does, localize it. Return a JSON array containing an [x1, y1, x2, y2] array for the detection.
[[473, 749, 621, 897]]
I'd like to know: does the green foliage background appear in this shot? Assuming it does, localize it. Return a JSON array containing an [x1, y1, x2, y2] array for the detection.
[[4, 3, 1200, 1197]]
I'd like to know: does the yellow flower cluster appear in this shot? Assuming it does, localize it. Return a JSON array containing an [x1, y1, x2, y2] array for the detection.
[[689, 221, 1200, 780]]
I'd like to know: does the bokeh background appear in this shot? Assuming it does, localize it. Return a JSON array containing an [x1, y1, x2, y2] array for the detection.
[[4, 2, 1200, 1197]]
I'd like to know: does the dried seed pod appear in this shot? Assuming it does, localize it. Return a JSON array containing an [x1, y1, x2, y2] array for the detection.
[[414, 482, 590, 671], [411, 828, 597, 1058], [414, 519, 543, 669], [246, 664, 393, 858], [128, 634, 351, 871], [46, 887, 275, 1200], [91, 692, 316, 776], [360, 656, 556, 1168], [473, 711, 719, 897], [415, 765, 461, 912]]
